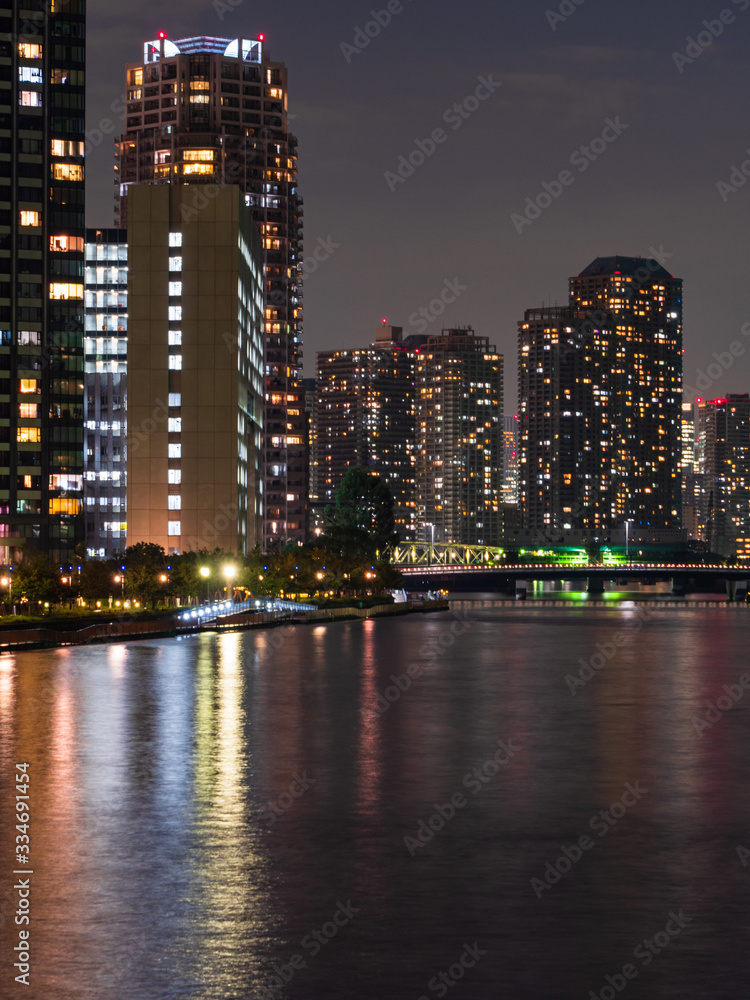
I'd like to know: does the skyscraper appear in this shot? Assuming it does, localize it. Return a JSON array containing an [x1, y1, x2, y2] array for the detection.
[[84, 227, 127, 557], [114, 32, 305, 548], [0, 0, 86, 563], [518, 306, 613, 529], [126, 185, 264, 556], [416, 328, 503, 546], [698, 395, 750, 559], [315, 326, 418, 541], [681, 400, 703, 542], [569, 256, 682, 528], [502, 414, 519, 506], [519, 257, 683, 531]]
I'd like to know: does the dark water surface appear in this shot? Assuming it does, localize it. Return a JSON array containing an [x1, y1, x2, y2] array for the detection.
[[1, 599, 750, 999]]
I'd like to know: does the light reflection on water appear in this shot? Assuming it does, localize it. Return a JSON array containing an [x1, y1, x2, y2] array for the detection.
[[0, 603, 749, 999]]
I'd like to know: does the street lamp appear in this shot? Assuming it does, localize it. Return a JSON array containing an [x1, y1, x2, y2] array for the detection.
[[1, 575, 11, 614], [223, 565, 236, 600], [200, 566, 210, 603], [114, 573, 124, 599]]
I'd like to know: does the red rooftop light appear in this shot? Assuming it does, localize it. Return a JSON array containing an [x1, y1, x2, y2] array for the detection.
[[158, 31, 167, 39], [258, 33, 265, 41]]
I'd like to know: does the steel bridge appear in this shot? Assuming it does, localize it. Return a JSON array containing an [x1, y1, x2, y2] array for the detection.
[[391, 542, 511, 567], [391, 544, 750, 595]]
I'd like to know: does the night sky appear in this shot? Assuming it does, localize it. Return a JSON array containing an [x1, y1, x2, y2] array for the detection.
[[86, 0, 750, 402]]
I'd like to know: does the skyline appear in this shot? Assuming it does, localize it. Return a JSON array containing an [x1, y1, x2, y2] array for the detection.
[[85, 0, 750, 399]]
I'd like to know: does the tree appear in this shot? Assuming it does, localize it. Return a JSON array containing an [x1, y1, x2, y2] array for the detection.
[[13, 549, 62, 607], [80, 559, 118, 601], [324, 468, 398, 557], [124, 542, 168, 569]]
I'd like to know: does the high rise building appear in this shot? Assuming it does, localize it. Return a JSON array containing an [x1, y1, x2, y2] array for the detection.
[[697, 395, 750, 559], [416, 328, 503, 546], [681, 401, 696, 472], [680, 400, 703, 541], [519, 257, 683, 531], [569, 256, 682, 528], [518, 306, 614, 529], [114, 32, 305, 548], [84, 228, 128, 558], [0, 0, 86, 564], [502, 415, 519, 506], [315, 326, 418, 541], [126, 185, 263, 555]]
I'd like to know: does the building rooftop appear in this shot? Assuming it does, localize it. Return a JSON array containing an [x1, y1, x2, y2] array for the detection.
[[577, 256, 674, 280]]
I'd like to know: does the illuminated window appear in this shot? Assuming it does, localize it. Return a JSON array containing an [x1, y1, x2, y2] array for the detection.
[[19, 42, 43, 59], [168, 470, 182, 484], [19, 404, 38, 419], [168, 444, 182, 459], [19, 67, 43, 84], [168, 306, 182, 322], [19, 91, 42, 107], [183, 164, 215, 175], [168, 521, 181, 536], [169, 257, 182, 271], [49, 499, 82, 515], [168, 393, 181, 407], [190, 81, 210, 91], [168, 496, 182, 510], [154, 165, 170, 179], [168, 331, 182, 346], [52, 163, 84, 182], [50, 283, 84, 300], [168, 355, 182, 370], [189, 94, 209, 104], [169, 233, 182, 247], [168, 418, 182, 433], [17, 428, 41, 443], [19, 379, 39, 393], [168, 282, 182, 296], [20, 211, 41, 227], [268, 88, 283, 99], [128, 68, 143, 86], [50, 235, 84, 252], [183, 149, 214, 162], [17, 332, 40, 346], [51, 139, 84, 157]]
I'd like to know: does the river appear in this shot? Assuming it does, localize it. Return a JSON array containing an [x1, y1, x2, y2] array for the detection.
[[1, 598, 749, 999]]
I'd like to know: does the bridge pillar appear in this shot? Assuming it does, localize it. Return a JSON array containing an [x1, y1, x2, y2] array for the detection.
[[515, 580, 527, 601], [587, 576, 605, 596], [726, 579, 737, 603]]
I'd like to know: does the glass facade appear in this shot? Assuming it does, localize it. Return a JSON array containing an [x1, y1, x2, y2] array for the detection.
[[83, 228, 127, 557], [0, 0, 86, 562]]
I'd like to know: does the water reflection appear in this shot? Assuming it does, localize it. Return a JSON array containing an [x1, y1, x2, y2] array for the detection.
[[1, 606, 749, 999]]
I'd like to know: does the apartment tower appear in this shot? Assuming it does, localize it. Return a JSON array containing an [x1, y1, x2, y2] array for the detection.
[[698, 395, 750, 559], [416, 328, 503, 546], [114, 32, 305, 547], [315, 325, 418, 541], [519, 256, 683, 531]]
